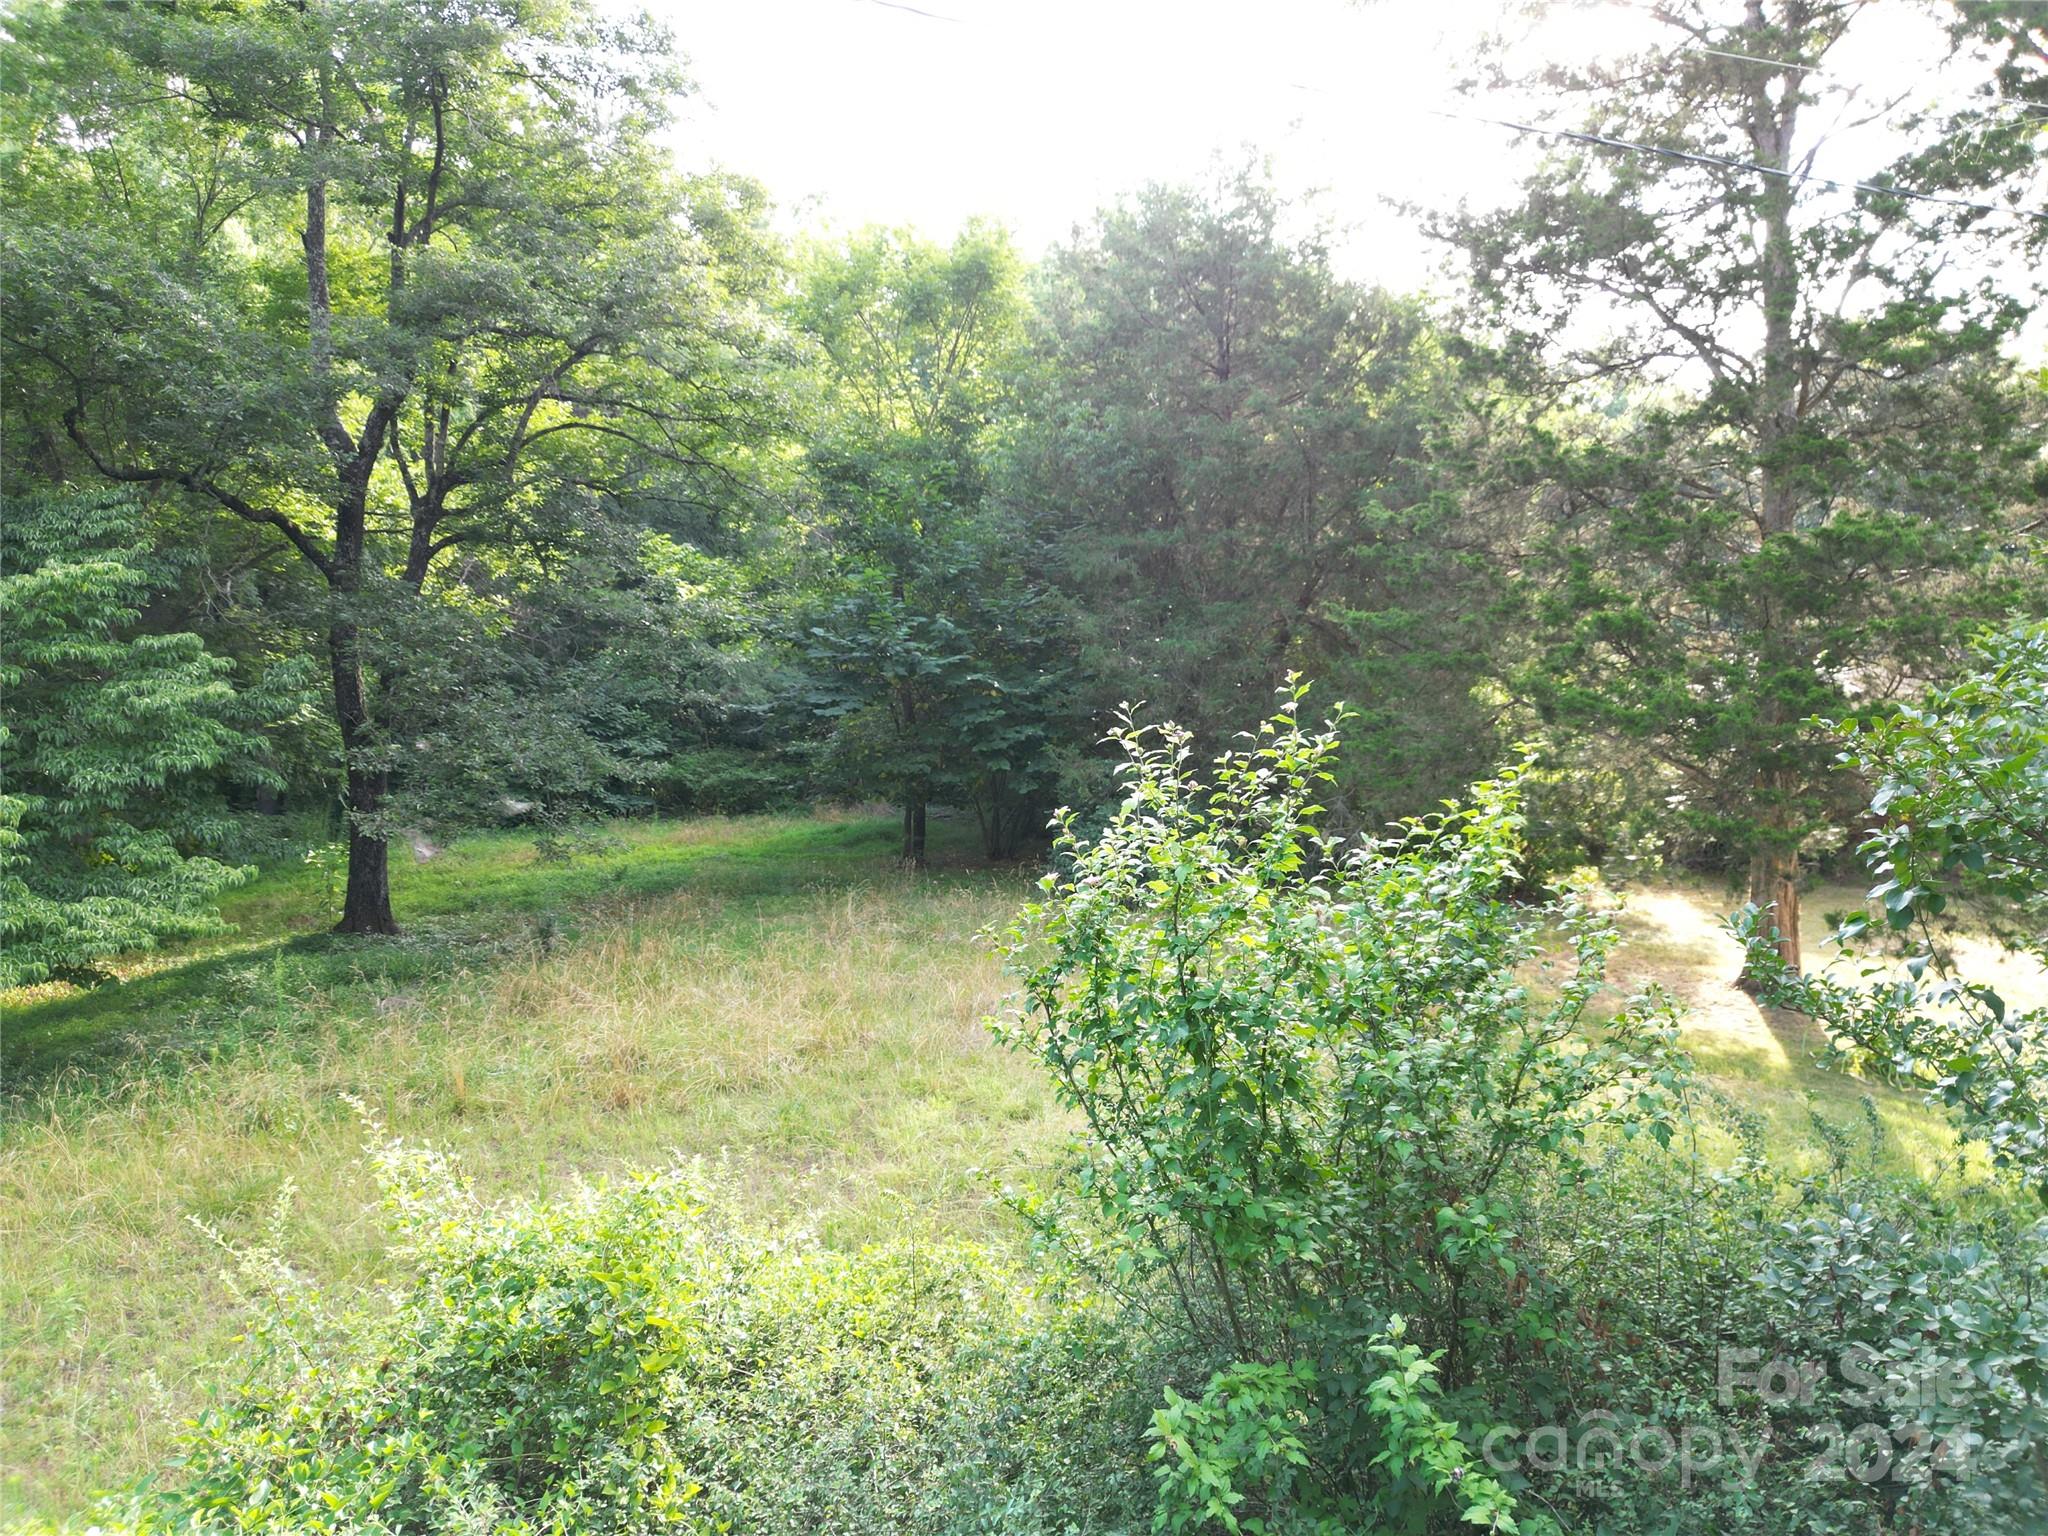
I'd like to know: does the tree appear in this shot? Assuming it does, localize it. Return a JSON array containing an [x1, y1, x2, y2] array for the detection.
[[1443, 0, 2045, 971], [0, 490, 270, 988], [2, 0, 775, 931], [793, 224, 1066, 864], [1016, 168, 1496, 827], [1738, 618, 2048, 1185]]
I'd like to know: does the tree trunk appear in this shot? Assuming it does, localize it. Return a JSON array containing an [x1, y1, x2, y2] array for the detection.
[[902, 795, 927, 869], [1746, 842, 1801, 974], [340, 796, 396, 936], [1738, 3, 1807, 982], [329, 615, 398, 935]]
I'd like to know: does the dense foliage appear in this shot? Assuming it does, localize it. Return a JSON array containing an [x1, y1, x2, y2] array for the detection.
[[95, 1134, 1155, 1535], [994, 688, 2047, 1533], [5, 0, 2039, 959], [4, 0, 2046, 1530], [0, 490, 274, 987], [1014, 173, 1501, 826], [1740, 619, 2048, 1188], [2, 0, 780, 932], [1441, 0, 2046, 967], [997, 687, 1683, 1529]]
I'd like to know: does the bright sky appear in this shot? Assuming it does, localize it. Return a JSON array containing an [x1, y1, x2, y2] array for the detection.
[[647, 0, 1968, 297]]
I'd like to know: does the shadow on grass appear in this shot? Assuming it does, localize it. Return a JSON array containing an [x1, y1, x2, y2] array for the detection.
[[2, 812, 988, 1094]]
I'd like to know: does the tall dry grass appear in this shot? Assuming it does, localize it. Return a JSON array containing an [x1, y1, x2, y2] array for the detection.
[[2, 849, 1065, 1519]]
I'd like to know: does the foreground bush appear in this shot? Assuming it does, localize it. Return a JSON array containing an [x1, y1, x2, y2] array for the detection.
[[999, 684, 2048, 1533], [105, 1134, 1154, 1535], [997, 683, 1686, 1531]]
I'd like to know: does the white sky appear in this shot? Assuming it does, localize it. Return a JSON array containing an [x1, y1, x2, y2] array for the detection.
[[647, 0, 1971, 298]]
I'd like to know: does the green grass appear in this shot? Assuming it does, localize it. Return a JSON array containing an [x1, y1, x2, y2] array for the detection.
[[2, 812, 1063, 1521], [1600, 878, 2040, 1178], [4, 816, 2041, 1522], [3, 814, 943, 1082]]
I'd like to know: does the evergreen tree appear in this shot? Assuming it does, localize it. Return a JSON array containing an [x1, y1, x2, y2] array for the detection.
[[1018, 169, 1497, 827], [1443, 0, 2045, 969]]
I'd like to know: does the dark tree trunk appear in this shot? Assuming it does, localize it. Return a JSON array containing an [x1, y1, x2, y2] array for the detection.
[[340, 799, 396, 935], [974, 774, 1027, 861], [329, 614, 398, 935]]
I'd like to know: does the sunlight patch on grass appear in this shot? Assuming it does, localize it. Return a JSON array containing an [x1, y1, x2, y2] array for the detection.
[[1608, 877, 2045, 1182]]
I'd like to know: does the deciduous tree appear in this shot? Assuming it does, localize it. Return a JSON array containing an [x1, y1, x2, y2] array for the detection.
[[2, 0, 775, 930], [0, 490, 271, 987]]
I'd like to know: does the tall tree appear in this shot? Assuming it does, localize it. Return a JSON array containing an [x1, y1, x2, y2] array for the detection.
[[1018, 169, 1494, 827], [2, 0, 773, 931], [1444, 0, 2045, 970], [793, 224, 1063, 864]]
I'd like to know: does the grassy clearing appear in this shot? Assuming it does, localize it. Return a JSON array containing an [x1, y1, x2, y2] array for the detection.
[[1604, 876, 2043, 1177], [2, 812, 1061, 1521], [3, 816, 2042, 1521]]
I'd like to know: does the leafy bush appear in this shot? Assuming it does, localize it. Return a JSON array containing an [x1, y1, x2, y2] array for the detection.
[[118, 1133, 1153, 1535], [652, 745, 814, 817], [0, 489, 272, 987], [997, 682, 1686, 1530], [998, 684, 2048, 1533], [1738, 619, 2048, 1190]]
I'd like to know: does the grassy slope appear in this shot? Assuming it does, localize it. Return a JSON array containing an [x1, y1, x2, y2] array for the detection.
[[3, 813, 2041, 1519], [1604, 877, 2047, 1174]]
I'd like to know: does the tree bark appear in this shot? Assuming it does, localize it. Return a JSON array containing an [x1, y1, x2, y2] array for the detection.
[[1746, 844, 1801, 974], [329, 613, 398, 934], [306, 110, 402, 937], [1738, 0, 1808, 979]]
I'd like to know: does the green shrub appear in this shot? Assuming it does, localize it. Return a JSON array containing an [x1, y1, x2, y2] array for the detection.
[[0, 489, 270, 988], [652, 745, 812, 817], [116, 1131, 1152, 1535], [996, 682, 1687, 1530], [996, 683, 2048, 1533]]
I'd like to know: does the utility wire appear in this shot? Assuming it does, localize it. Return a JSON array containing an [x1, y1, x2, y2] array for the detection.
[[857, 0, 962, 21], [1424, 103, 2048, 224], [1687, 43, 2048, 120], [1691, 44, 1824, 74]]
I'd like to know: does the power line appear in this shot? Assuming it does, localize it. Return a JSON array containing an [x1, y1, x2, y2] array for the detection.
[[1426, 103, 2048, 224], [1686, 43, 2048, 121], [856, 0, 962, 21], [1691, 44, 1822, 75]]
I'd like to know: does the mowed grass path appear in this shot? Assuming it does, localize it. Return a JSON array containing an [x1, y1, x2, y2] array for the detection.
[[2, 813, 1063, 1520], [5, 814, 2040, 1520]]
